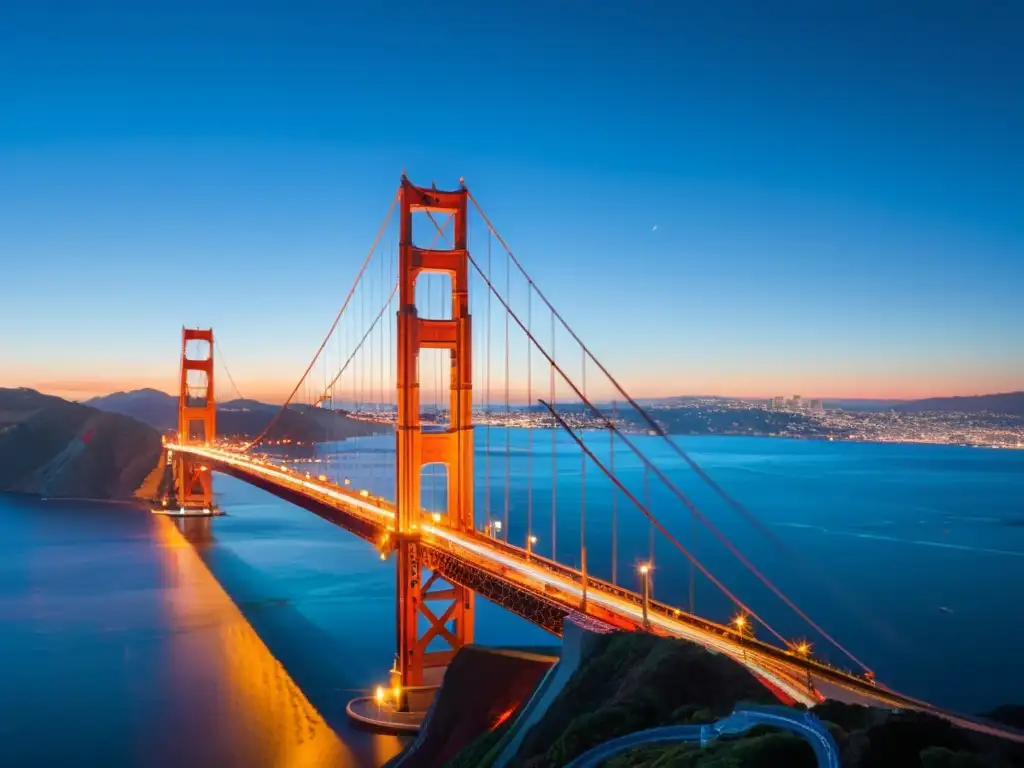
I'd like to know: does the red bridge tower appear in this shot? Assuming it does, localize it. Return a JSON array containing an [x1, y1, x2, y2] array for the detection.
[[174, 327, 216, 510], [394, 177, 475, 698]]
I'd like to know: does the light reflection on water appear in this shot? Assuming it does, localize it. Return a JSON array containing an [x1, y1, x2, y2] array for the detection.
[[0, 496, 405, 767], [154, 515, 355, 767]]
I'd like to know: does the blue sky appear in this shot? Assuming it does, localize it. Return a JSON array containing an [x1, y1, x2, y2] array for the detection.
[[1, 1, 1021, 401]]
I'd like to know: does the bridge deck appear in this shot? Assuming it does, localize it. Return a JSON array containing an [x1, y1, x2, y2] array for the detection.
[[165, 442, 1024, 744]]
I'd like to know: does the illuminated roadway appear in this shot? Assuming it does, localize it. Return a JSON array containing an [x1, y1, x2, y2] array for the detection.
[[166, 442, 1024, 744]]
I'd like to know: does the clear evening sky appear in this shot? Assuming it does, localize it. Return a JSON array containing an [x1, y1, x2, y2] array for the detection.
[[1, 2, 1021, 402]]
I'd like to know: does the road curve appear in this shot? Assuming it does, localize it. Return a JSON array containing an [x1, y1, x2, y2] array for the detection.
[[564, 704, 840, 768]]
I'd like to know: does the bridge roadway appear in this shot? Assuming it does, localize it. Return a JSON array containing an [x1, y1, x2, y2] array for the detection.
[[167, 443, 1024, 743]]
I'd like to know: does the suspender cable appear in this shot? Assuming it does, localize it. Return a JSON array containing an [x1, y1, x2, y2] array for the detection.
[[504, 243, 511, 542], [580, 350, 587, 603], [526, 285, 533, 552], [214, 339, 245, 402], [610, 400, 617, 585], [467, 250, 871, 673], [245, 193, 398, 452], [550, 310, 556, 562], [539, 399, 788, 647], [646, 463, 653, 566], [485, 230, 492, 532], [690, 506, 697, 614], [469, 191, 797, 545], [427, 201, 871, 672]]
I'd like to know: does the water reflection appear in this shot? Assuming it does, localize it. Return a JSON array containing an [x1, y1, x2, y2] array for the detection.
[[155, 516, 356, 766]]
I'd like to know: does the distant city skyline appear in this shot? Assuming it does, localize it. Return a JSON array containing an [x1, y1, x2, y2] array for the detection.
[[2, 3, 1021, 402], [20, 379, 1021, 407]]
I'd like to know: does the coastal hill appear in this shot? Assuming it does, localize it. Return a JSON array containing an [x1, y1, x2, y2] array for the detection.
[[86, 388, 388, 442], [0, 388, 162, 500], [432, 630, 1024, 768], [893, 391, 1024, 417]]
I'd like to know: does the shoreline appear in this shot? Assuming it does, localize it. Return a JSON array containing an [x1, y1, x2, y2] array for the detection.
[[324, 424, 1024, 453]]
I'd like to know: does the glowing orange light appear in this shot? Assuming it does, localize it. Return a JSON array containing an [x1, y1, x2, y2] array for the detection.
[[492, 706, 516, 730]]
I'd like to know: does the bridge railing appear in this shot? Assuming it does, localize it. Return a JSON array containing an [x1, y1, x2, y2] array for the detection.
[[182, 445, 885, 696], [458, 527, 881, 692]]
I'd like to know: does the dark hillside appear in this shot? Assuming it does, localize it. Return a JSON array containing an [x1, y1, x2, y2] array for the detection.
[[894, 392, 1024, 416], [0, 388, 161, 499]]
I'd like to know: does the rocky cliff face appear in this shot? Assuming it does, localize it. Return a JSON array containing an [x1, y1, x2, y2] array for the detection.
[[0, 388, 162, 500]]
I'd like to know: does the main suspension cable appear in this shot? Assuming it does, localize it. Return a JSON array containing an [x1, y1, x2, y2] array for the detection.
[[214, 339, 245, 402], [245, 193, 398, 450], [465, 246, 870, 673], [469, 191, 804, 555], [540, 399, 788, 647]]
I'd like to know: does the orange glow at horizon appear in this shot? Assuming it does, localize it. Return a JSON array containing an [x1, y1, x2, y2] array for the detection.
[[12, 371, 1022, 406]]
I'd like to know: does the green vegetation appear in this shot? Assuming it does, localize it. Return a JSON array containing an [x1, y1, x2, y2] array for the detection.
[[445, 719, 515, 768], [442, 631, 1024, 768], [604, 731, 817, 767], [508, 632, 779, 767]]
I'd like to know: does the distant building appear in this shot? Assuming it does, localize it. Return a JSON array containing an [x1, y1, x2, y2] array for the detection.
[[790, 395, 803, 410], [808, 399, 824, 412], [770, 396, 787, 410]]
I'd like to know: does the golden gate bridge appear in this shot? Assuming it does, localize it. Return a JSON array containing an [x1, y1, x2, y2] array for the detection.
[[160, 176, 1020, 740]]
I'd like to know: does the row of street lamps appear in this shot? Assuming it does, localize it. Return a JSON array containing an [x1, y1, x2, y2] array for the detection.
[[385, 506, 817, 683]]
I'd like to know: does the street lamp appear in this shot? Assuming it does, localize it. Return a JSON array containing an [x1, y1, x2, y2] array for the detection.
[[793, 640, 813, 691], [492, 520, 502, 538], [375, 685, 385, 715], [733, 614, 749, 662], [527, 534, 538, 555], [432, 512, 441, 523], [639, 563, 651, 628]]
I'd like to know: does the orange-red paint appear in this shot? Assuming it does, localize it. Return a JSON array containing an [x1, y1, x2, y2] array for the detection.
[[395, 177, 475, 695], [175, 328, 216, 508]]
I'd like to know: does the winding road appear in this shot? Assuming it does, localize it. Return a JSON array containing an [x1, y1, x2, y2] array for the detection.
[[564, 704, 840, 768]]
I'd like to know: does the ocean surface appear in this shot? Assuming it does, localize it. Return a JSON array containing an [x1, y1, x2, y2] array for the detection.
[[2, 432, 1023, 765]]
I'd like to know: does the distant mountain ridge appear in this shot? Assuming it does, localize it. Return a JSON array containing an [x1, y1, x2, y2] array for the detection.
[[892, 391, 1024, 416], [86, 388, 387, 442], [635, 392, 1023, 415]]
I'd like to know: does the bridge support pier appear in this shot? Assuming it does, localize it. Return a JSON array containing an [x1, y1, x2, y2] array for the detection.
[[394, 177, 475, 704], [171, 328, 216, 511]]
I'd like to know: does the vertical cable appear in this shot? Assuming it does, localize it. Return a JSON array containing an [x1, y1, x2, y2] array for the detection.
[[503, 245, 510, 542], [380, 240, 385, 416], [690, 510, 696, 614], [550, 311, 556, 561], [485, 231, 492, 530], [610, 400, 617, 585], [645, 463, 653, 565], [580, 350, 587, 588], [335, 284, 342, 485], [366, 272, 372, 489], [526, 285, 533, 549], [351, 301, 358, 480]]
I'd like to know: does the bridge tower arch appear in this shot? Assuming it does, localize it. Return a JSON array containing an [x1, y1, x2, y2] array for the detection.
[[395, 176, 475, 695], [173, 327, 216, 510]]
